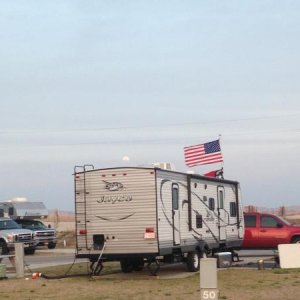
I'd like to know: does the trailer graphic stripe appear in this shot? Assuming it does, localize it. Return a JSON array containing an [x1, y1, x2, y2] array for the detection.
[[95, 213, 135, 222]]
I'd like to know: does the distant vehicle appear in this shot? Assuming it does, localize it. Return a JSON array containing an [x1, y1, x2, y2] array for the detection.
[[0, 200, 57, 249], [74, 165, 244, 274], [242, 212, 300, 249], [0, 200, 48, 219], [14, 219, 57, 249], [0, 217, 38, 255]]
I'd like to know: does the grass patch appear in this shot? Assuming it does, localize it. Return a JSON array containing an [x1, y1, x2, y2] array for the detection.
[[2, 265, 300, 300]]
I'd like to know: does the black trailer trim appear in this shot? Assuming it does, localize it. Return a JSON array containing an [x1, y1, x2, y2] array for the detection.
[[187, 175, 192, 231], [154, 169, 160, 255], [234, 182, 241, 229], [76, 252, 159, 262]]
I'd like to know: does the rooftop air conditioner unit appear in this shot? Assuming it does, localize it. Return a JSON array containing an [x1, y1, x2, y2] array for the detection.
[[153, 162, 175, 171]]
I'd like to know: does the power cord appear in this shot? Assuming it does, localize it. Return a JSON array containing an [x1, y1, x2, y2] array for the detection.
[[24, 249, 91, 280]]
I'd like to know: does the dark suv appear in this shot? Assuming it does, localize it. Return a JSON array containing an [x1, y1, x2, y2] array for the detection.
[[15, 219, 57, 249]]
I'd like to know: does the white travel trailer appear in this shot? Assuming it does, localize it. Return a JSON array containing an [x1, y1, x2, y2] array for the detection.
[[74, 165, 244, 274], [0, 200, 48, 219]]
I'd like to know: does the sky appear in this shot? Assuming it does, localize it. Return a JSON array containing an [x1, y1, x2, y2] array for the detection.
[[0, 1, 300, 211]]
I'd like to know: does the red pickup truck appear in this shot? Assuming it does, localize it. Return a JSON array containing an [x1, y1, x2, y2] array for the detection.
[[243, 212, 300, 249]]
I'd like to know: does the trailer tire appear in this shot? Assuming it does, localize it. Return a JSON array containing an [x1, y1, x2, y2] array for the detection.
[[120, 259, 134, 273], [132, 259, 144, 271], [186, 251, 200, 272]]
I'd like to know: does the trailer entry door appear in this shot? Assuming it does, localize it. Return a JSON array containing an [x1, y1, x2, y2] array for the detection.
[[217, 186, 227, 241], [172, 184, 181, 245]]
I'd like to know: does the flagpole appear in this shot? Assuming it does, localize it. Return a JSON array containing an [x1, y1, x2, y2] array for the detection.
[[218, 134, 224, 178]]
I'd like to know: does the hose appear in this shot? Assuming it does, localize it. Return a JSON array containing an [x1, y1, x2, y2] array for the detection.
[[28, 243, 106, 280]]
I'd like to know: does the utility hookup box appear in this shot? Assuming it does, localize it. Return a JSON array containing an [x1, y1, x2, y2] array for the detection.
[[214, 252, 232, 268]]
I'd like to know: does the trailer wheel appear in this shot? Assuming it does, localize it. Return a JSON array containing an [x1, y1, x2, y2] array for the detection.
[[186, 251, 200, 272], [120, 259, 134, 273], [132, 258, 144, 271]]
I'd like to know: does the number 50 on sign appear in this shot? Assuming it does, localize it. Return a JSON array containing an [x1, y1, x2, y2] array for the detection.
[[200, 288, 219, 300]]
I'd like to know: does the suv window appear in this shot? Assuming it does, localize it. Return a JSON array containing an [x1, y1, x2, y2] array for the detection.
[[244, 215, 256, 227], [230, 202, 237, 217], [261, 216, 282, 228]]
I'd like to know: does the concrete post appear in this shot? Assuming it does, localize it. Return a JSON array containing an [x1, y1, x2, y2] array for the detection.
[[200, 258, 219, 300], [14, 243, 24, 278]]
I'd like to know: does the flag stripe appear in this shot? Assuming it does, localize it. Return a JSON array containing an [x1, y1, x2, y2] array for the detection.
[[185, 155, 223, 165]]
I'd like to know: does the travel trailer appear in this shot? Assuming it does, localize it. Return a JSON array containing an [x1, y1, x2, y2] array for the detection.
[[74, 165, 244, 274]]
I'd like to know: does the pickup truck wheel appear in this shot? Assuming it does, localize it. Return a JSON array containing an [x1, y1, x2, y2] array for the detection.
[[186, 251, 200, 272], [24, 248, 35, 255], [292, 236, 300, 243], [48, 242, 57, 249], [0, 240, 8, 255]]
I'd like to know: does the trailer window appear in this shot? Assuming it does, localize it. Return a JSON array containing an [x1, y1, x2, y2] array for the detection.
[[209, 198, 215, 211], [196, 215, 203, 228], [8, 207, 14, 216], [230, 202, 237, 217], [0, 209, 3, 217], [172, 184, 179, 210], [218, 190, 224, 209]]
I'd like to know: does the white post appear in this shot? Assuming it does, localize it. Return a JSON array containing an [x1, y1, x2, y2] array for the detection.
[[200, 258, 219, 300], [14, 243, 24, 278]]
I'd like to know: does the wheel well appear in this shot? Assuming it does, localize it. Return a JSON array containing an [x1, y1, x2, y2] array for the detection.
[[291, 235, 300, 243], [195, 242, 210, 255]]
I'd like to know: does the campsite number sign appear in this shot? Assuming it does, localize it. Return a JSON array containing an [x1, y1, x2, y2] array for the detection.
[[200, 258, 218, 300]]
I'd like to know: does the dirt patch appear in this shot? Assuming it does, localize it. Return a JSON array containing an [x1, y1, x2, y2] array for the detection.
[[56, 231, 76, 248]]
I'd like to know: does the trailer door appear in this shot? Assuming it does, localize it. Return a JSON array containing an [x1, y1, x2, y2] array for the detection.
[[172, 184, 181, 245], [217, 186, 227, 241]]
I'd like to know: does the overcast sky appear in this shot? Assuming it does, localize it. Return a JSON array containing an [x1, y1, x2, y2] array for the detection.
[[1, 1, 300, 211]]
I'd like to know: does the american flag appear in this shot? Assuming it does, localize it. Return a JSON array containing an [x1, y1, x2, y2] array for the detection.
[[184, 139, 223, 167]]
